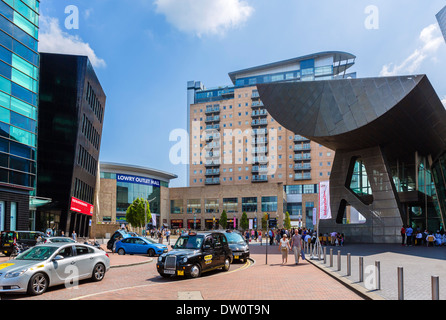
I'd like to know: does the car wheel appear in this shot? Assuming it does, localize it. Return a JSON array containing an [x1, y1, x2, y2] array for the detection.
[[189, 264, 201, 279], [117, 248, 125, 255], [222, 257, 231, 272], [148, 249, 155, 257], [92, 263, 106, 282], [27, 272, 48, 296]]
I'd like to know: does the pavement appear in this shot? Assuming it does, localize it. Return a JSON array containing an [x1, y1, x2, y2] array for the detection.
[[1, 237, 445, 300]]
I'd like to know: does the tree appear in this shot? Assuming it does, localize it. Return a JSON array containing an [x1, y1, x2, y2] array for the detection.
[[240, 212, 249, 231], [126, 198, 151, 229], [261, 213, 268, 231], [284, 211, 291, 230], [219, 210, 228, 229]]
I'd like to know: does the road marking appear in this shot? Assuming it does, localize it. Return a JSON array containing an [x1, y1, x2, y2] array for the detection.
[[71, 260, 253, 300]]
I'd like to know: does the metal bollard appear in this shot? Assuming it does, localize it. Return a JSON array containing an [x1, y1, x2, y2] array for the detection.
[[359, 257, 364, 282], [375, 261, 381, 290], [432, 276, 440, 300], [347, 253, 351, 276], [330, 249, 333, 267], [323, 247, 327, 264], [398, 267, 404, 300], [337, 250, 341, 271]]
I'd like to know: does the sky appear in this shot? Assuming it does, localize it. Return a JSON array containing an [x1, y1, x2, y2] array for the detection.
[[37, 0, 446, 188]]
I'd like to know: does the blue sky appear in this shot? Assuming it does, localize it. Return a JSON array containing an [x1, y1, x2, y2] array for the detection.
[[38, 0, 446, 187]]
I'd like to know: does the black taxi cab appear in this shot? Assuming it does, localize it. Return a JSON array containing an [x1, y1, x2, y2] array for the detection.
[[157, 231, 232, 279]]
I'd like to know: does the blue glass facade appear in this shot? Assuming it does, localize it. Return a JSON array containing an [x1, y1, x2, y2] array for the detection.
[[437, 6, 446, 43], [0, 0, 39, 192]]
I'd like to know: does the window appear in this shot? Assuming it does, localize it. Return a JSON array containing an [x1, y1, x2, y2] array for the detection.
[[75, 245, 90, 256], [187, 199, 201, 214], [242, 197, 257, 212], [57, 246, 73, 258], [262, 196, 277, 212], [223, 198, 238, 213]]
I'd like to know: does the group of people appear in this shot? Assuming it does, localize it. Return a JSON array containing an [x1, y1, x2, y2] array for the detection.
[[401, 226, 446, 247], [147, 228, 171, 244]]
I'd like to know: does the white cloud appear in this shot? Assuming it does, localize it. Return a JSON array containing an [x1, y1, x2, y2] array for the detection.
[[380, 24, 444, 76], [154, 0, 254, 37], [38, 15, 106, 68]]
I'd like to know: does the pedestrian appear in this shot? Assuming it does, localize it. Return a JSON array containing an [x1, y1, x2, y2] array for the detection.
[[258, 230, 262, 244], [290, 229, 302, 265], [279, 233, 291, 264], [405, 225, 413, 246], [269, 229, 274, 245], [166, 228, 171, 245], [72, 230, 77, 242], [400, 225, 406, 246]]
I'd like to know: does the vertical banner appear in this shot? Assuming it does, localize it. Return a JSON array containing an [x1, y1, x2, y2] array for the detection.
[[319, 181, 332, 220], [313, 207, 317, 226], [249, 219, 253, 230], [152, 214, 157, 227]]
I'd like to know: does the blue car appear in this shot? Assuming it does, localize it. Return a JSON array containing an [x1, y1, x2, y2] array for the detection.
[[115, 237, 168, 257]]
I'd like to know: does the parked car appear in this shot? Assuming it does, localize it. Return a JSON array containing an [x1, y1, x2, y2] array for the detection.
[[41, 237, 76, 244], [106, 229, 131, 251], [157, 231, 232, 279], [0, 231, 46, 257], [115, 237, 168, 257], [0, 243, 110, 296], [222, 230, 250, 263]]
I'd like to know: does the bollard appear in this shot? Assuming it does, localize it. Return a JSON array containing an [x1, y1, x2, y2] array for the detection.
[[359, 257, 364, 282], [337, 250, 341, 271], [347, 253, 351, 276], [432, 276, 440, 300], [330, 249, 333, 267], [375, 261, 381, 290], [398, 267, 404, 300], [323, 247, 327, 264]]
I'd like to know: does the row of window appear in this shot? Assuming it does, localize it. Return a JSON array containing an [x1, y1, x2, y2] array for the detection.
[[0, 73, 36, 107], [171, 196, 278, 214], [0, 0, 38, 39], [73, 178, 94, 205], [0, 166, 34, 187], [0, 120, 35, 146], [0, 136, 34, 160], [2, 0, 39, 27], [0, 7, 38, 55], [86, 81, 104, 123], [77, 144, 98, 177], [81, 113, 100, 150]]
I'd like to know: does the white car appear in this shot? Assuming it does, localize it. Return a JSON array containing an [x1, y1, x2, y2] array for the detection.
[[0, 243, 110, 296]]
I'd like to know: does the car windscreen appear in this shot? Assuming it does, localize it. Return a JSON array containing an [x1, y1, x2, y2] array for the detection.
[[225, 233, 246, 244], [15, 246, 58, 261], [1, 232, 14, 244], [173, 235, 204, 250]]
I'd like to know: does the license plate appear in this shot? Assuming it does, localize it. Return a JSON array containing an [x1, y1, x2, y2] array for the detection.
[[3, 244, 9, 247], [164, 269, 175, 275], [234, 255, 239, 259], [177, 270, 184, 276]]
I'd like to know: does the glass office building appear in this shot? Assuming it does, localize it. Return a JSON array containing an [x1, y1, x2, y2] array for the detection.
[[0, 0, 39, 231], [437, 5, 446, 42]]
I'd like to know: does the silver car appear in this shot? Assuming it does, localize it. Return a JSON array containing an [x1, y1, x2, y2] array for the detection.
[[0, 243, 110, 296]]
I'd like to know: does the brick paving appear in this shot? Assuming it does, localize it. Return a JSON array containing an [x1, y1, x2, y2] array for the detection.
[[306, 243, 446, 300], [73, 243, 363, 301]]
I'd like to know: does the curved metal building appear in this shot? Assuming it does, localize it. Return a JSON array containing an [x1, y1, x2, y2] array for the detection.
[[257, 75, 446, 243]]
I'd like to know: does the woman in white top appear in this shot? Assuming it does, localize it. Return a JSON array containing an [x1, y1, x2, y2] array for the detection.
[[279, 233, 291, 264]]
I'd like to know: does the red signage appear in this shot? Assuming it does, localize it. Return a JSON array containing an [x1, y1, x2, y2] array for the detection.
[[70, 197, 94, 216]]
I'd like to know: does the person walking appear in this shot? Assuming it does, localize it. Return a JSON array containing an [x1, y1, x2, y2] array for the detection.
[[279, 233, 291, 265], [290, 229, 302, 265], [405, 225, 413, 246], [72, 230, 77, 242], [400, 225, 406, 246]]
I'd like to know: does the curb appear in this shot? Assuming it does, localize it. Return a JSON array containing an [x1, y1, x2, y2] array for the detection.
[[306, 258, 386, 301]]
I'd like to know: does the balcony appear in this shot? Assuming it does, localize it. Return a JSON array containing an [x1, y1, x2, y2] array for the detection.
[[205, 161, 221, 167], [251, 109, 268, 117], [205, 169, 220, 176], [294, 144, 311, 152], [252, 156, 269, 164], [294, 174, 312, 181], [205, 116, 220, 123], [205, 107, 220, 114], [294, 164, 312, 171], [251, 147, 268, 155], [251, 101, 264, 108], [205, 124, 220, 131], [205, 178, 221, 185], [252, 175, 268, 183], [252, 138, 268, 145], [251, 91, 260, 99], [252, 119, 268, 127], [294, 153, 312, 161], [294, 135, 310, 142], [252, 166, 268, 174]]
